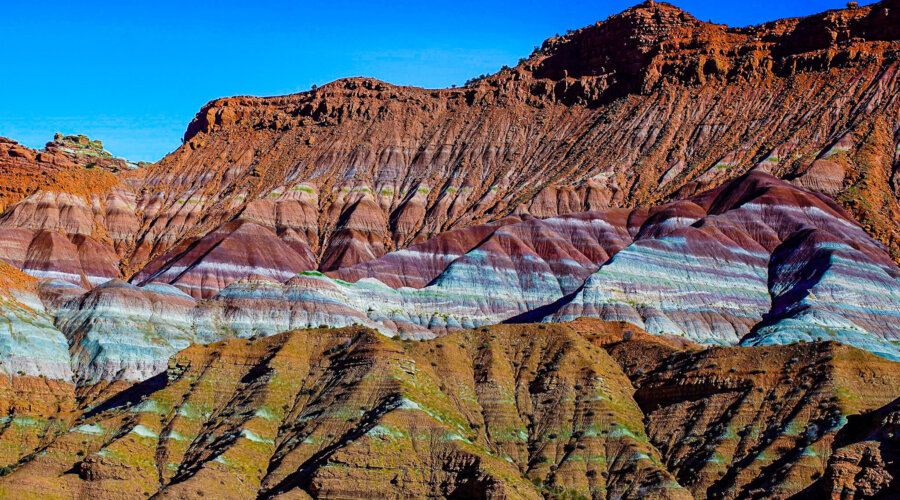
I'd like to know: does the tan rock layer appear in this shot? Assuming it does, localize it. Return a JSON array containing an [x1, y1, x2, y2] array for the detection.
[[0, 323, 690, 499]]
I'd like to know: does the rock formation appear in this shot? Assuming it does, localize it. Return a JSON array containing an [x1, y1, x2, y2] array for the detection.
[[0, 324, 691, 499], [31, 169, 898, 382], [3, 1, 900, 293], [0, 321, 896, 499], [0, 1, 898, 497], [813, 396, 900, 498], [571, 318, 900, 499], [137, 0, 900, 271]]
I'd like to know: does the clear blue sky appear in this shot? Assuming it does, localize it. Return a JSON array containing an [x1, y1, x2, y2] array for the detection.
[[0, 0, 875, 162]]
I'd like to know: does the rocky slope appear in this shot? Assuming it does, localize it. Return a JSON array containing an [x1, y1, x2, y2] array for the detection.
[[624, 338, 899, 498], [812, 395, 900, 498], [0, 320, 896, 499], [0, 4, 896, 370], [0, 134, 139, 287], [0, 261, 73, 381], [3, 1, 900, 292], [565, 318, 900, 499], [0, 2, 898, 496], [130, 0, 900, 274], [27, 170, 897, 383], [0, 323, 691, 499], [547, 170, 900, 356], [0, 3, 896, 383]]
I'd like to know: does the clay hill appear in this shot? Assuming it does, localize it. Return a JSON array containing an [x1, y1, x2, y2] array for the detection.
[[0, 321, 898, 499], [0, 0, 899, 498]]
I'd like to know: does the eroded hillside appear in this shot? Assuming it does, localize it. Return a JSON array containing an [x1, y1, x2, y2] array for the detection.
[[0, 321, 896, 499]]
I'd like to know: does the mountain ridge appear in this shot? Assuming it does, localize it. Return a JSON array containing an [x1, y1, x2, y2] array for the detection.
[[143, 0, 900, 273]]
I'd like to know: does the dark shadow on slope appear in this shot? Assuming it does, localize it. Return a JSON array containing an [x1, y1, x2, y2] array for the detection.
[[83, 373, 168, 419], [790, 396, 900, 499], [258, 393, 402, 499], [739, 228, 833, 344], [504, 286, 583, 324]]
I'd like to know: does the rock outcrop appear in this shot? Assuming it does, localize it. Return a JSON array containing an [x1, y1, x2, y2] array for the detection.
[[549, 170, 900, 357], [44, 133, 145, 173], [5, 1, 900, 293], [812, 396, 900, 499], [0, 3, 897, 375], [584, 319, 900, 499], [132, 0, 900, 271]]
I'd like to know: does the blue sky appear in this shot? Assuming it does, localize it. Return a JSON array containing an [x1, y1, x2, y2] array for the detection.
[[0, 0, 874, 162]]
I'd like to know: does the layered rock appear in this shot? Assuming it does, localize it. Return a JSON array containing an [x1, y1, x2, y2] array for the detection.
[[0, 264, 79, 471], [0, 137, 121, 215], [0, 137, 138, 287], [548, 170, 900, 357], [122, 0, 900, 272], [33, 171, 900, 382], [594, 323, 900, 499], [3, 1, 900, 297], [46, 279, 201, 382], [0, 262, 73, 381], [0, 320, 896, 499], [0, 3, 899, 494], [133, 219, 316, 299], [0, 324, 689, 499], [813, 396, 900, 499]]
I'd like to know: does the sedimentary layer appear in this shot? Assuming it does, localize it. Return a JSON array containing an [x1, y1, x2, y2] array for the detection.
[[0, 320, 897, 499], [0, 324, 691, 499], [16, 171, 896, 382]]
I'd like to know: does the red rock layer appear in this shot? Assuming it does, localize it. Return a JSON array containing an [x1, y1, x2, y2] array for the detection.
[[124, 0, 900, 274], [0, 138, 137, 287], [132, 219, 316, 299], [0, 138, 118, 214], [3, 1, 900, 294]]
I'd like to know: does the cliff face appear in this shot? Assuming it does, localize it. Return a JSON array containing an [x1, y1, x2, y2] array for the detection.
[[0, 3, 896, 380], [627, 341, 900, 499], [579, 319, 900, 500], [1, 2, 899, 283], [7, 170, 889, 385], [2, 3, 899, 286]]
